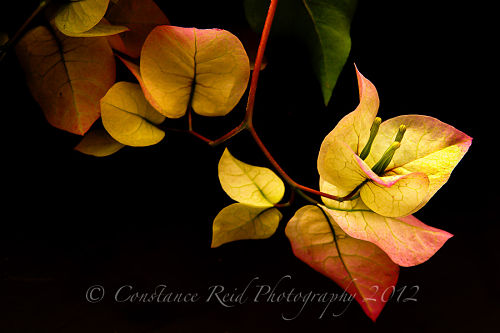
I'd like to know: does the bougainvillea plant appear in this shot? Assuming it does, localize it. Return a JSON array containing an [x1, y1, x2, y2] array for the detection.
[[1, 0, 472, 321]]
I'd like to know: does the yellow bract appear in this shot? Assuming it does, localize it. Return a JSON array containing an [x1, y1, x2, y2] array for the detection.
[[366, 115, 472, 212], [212, 203, 282, 248], [318, 67, 379, 160], [317, 67, 472, 218], [101, 82, 166, 146], [55, 0, 110, 35], [75, 128, 124, 157], [140, 26, 250, 118], [218, 148, 285, 207], [360, 172, 429, 217], [319, 138, 367, 190]]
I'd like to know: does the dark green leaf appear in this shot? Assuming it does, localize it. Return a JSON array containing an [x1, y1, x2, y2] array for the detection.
[[245, 0, 357, 105]]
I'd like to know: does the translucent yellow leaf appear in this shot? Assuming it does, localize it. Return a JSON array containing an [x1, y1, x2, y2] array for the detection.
[[140, 26, 250, 118], [61, 18, 128, 37], [218, 148, 285, 207], [75, 128, 125, 157], [55, 0, 110, 35], [100, 82, 165, 146], [211, 203, 282, 248]]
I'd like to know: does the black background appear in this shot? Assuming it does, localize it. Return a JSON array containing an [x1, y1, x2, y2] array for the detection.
[[1, 1, 498, 332]]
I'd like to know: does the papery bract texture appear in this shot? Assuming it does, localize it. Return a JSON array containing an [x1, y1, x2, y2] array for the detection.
[[318, 66, 472, 217], [286, 205, 399, 321]]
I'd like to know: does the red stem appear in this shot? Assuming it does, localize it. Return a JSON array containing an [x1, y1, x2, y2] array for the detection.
[[208, 122, 247, 147], [185, 0, 278, 147], [188, 0, 358, 203], [248, 126, 358, 202], [185, 0, 277, 147], [243, 0, 358, 203], [244, 0, 278, 126]]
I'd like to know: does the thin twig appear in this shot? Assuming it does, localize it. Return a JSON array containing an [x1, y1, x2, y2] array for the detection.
[[180, 0, 361, 203], [0, 0, 52, 62]]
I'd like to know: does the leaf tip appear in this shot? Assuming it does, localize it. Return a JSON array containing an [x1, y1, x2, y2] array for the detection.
[[210, 239, 220, 248], [322, 87, 333, 106]]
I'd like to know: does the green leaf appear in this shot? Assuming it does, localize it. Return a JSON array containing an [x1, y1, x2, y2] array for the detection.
[[245, 0, 357, 105], [212, 203, 282, 248], [218, 148, 285, 207]]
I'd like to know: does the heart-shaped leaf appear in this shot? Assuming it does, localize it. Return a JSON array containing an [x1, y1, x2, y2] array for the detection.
[[100, 81, 165, 146], [55, 0, 110, 35], [212, 203, 282, 248], [106, 0, 170, 58], [140, 26, 250, 118], [245, 0, 357, 105], [15, 26, 116, 135], [75, 127, 125, 157], [218, 148, 285, 207], [286, 205, 399, 321]]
